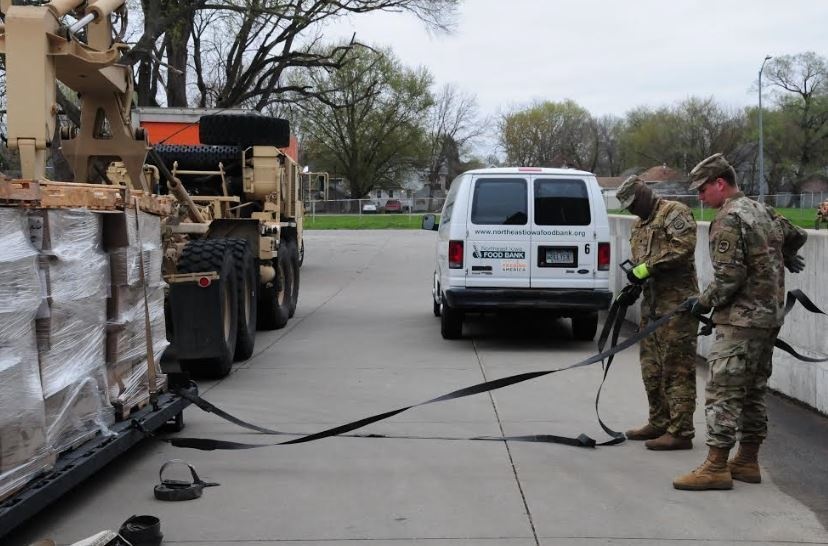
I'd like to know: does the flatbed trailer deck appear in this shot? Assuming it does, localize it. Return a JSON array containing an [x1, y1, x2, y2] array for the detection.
[[0, 383, 195, 538]]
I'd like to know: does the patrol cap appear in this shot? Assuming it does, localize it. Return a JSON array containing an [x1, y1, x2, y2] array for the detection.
[[615, 175, 644, 209], [688, 153, 736, 191]]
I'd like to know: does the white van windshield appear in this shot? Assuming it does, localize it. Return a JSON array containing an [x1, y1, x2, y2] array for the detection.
[[471, 178, 528, 225], [534, 178, 591, 226]]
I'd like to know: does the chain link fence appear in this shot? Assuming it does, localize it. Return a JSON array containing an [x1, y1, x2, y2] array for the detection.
[[304, 197, 446, 217], [604, 191, 827, 211]]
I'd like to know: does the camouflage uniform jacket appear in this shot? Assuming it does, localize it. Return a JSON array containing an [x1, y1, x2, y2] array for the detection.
[[630, 198, 698, 317], [699, 192, 807, 329]]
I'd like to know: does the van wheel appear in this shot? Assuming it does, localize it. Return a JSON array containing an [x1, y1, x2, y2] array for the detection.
[[440, 300, 463, 339], [432, 297, 441, 317], [572, 312, 599, 341]]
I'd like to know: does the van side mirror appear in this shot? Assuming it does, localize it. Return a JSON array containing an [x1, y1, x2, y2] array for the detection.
[[421, 213, 439, 231]]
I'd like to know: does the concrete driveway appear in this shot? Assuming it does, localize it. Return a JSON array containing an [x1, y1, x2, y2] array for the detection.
[[7, 230, 828, 545]]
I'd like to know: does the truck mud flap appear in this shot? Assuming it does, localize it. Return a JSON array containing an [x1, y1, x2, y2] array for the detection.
[[168, 276, 227, 361]]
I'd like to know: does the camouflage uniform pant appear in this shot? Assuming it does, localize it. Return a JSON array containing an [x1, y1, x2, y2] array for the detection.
[[639, 313, 698, 438], [705, 325, 779, 448]]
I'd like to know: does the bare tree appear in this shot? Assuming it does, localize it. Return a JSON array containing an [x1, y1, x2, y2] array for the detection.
[[126, 0, 459, 108], [294, 45, 433, 198], [424, 84, 485, 193]]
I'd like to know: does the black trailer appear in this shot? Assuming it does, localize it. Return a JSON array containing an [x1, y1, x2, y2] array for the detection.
[[0, 383, 195, 538]]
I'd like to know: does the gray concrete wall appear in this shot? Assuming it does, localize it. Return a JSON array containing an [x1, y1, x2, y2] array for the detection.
[[609, 214, 828, 414]]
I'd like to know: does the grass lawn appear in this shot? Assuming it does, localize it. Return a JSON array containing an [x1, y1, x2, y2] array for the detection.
[[611, 207, 818, 229], [304, 213, 438, 229]]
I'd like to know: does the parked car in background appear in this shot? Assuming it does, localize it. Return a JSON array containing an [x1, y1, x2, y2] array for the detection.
[[384, 199, 403, 213], [362, 202, 378, 214]]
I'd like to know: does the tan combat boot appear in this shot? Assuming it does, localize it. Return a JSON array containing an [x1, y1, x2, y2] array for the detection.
[[673, 446, 733, 490], [625, 423, 665, 441], [645, 433, 692, 451], [728, 443, 761, 483]]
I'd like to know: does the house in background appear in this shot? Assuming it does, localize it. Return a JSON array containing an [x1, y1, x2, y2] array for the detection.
[[600, 165, 691, 210]]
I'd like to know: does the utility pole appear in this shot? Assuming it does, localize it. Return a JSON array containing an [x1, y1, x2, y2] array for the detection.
[[758, 55, 772, 202]]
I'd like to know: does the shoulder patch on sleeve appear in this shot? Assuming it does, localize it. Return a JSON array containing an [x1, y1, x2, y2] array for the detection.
[[712, 231, 739, 263]]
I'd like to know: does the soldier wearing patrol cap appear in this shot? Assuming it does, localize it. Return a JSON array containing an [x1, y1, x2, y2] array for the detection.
[[615, 175, 699, 450], [673, 153, 808, 491]]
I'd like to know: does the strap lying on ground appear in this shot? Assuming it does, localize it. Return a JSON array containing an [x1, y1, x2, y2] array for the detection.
[[164, 290, 826, 451]]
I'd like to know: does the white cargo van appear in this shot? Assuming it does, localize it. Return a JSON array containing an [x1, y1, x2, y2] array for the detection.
[[422, 167, 612, 340]]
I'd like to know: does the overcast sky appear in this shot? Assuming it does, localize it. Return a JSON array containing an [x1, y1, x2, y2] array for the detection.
[[327, 0, 828, 143]]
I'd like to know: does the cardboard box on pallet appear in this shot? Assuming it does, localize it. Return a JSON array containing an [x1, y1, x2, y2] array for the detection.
[[0, 208, 53, 499], [106, 284, 168, 367], [25, 209, 114, 450], [105, 208, 164, 287], [45, 370, 114, 455]]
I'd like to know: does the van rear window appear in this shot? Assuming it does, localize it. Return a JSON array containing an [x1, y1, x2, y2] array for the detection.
[[534, 179, 591, 226], [471, 178, 527, 225]]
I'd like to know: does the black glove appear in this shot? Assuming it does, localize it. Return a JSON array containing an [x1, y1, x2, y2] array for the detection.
[[784, 254, 805, 273], [684, 297, 711, 317], [616, 284, 642, 306]]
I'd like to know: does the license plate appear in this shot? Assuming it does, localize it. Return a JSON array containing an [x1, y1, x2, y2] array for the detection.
[[546, 249, 574, 264]]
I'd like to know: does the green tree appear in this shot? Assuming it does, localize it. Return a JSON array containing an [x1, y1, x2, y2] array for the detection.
[[294, 45, 433, 198], [498, 100, 597, 170], [619, 98, 748, 175], [764, 52, 828, 192]]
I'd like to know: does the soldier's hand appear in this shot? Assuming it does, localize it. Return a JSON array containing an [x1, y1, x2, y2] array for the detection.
[[684, 297, 711, 317], [616, 284, 642, 306], [625, 263, 649, 285], [784, 254, 805, 274]]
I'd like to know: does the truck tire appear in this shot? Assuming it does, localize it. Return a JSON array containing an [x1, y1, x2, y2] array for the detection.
[[176, 239, 238, 378], [298, 240, 305, 267], [199, 114, 291, 148], [152, 144, 243, 172], [229, 239, 258, 361], [285, 239, 300, 318], [257, 246, 293, 330], [571, 312, 599, 341], [440, 298, 463, 339]]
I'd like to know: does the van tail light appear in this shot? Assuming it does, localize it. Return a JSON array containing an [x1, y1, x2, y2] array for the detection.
[[448, 240, 464, 269], [597, 242, 610, 271]]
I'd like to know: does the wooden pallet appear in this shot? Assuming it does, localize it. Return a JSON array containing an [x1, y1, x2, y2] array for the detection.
[[112, 375, 169, 421], [0, 179, 122, 210], [126, 189, 175, 216]]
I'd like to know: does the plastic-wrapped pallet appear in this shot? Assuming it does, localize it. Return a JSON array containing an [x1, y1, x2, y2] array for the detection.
[[110, 209, 163, 287], [0, 208, 53, 501], [105, 208, 168, 417], [106, 284, 168, 414], [30, 209, 113, 452]]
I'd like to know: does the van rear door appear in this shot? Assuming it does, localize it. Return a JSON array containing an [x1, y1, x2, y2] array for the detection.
[[529, 177, 595, 289], [465, 176, 531, 288]]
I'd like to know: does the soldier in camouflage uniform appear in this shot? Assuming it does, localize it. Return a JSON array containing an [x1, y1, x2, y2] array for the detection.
[[615, 175, 699, 450], [673, 153, 807, 491]]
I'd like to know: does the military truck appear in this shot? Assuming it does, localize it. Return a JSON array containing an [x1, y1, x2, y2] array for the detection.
[[131, 108, 305, 378], [0, 0, 303, 382]]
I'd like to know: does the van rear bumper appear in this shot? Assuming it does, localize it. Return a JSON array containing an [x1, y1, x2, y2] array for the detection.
[[444, 288, 612, 312]]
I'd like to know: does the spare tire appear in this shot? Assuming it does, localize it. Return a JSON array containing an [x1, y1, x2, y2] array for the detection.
[[199, 114, 291, 148], [152, 144, 242, 172]]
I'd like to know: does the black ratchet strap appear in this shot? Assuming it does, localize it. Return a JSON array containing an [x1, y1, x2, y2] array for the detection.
[[164, 299, 681, 451], [164, 290, 826, 451]]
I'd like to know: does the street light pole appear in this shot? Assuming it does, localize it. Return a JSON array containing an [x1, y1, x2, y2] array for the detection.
[[758, 55, 772, 202]]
